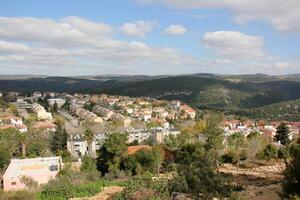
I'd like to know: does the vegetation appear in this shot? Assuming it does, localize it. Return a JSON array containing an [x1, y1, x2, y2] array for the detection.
[[283, 138, 300, 198], [1, 74, 300, 120], [275, 122, 291, 146]]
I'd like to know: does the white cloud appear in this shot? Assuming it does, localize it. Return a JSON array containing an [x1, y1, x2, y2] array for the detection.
[[0, 41, 30, 53], [201, 31, 298, 74], [135, 0, 300, 32], [203, 31, 265, 61], [0, 17, 201, 75], [120, 20, 156, 38], [164, 24, 187, 35]]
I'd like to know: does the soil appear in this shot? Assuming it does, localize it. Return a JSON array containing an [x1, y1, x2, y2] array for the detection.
[[219, 162, 284, 200]]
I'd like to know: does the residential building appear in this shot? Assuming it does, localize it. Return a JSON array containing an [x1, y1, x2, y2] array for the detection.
[[2, 157, 62, 191], [32, 103, 53, 121]]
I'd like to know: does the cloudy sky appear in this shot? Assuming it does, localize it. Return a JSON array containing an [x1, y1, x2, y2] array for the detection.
[[0, 0, 299, 75]]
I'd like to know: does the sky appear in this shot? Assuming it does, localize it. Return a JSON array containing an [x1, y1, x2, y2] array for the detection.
[[0, 0, 299, 76]]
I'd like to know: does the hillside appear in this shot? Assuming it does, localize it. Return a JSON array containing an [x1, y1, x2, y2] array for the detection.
[[0, 74, 300, 119]]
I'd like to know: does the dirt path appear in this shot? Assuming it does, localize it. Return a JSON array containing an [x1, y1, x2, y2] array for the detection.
[[71, 186, 123, 200], [220, 163, 284, 200]]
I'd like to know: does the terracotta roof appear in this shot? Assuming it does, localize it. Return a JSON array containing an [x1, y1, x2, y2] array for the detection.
[[32, 122, 56, 129], [127, 145, 151, 155]]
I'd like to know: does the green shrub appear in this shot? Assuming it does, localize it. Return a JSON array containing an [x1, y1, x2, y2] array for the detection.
[[0, 190, 36, 200], [40, 179, 113, 199], [263, 144, 278, 160]]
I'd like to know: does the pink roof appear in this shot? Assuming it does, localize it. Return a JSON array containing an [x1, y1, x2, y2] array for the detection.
[[32, 122, 56, 129]]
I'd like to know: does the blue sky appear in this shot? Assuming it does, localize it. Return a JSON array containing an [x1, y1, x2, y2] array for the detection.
[[0, 0, 299, 75]]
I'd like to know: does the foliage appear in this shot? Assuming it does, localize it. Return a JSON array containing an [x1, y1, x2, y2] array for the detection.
[[40, 179, 104, 200], [134, 146, 164, 174], [247, 132, 266, 167], [53, 102, 59, 113], [283, 138, 300, 198], [97, 132, 128, 176], [0, 190, 36, 200], [81, 156, 99, 174], [50, 122, 68, 154], [112, 175, 169, 200], [203, 112, 224, 169], [262, 144, 278, 160], [275, 122, 291, 146], [84, 128, 95, 157], [0, 145, 11, 169], [227, 132, 246, 170], [27, 131, 50, 157]]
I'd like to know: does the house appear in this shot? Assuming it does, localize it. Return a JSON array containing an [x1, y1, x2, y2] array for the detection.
[[127, 129, 151, 143], [180, 104, 196, 119], [0, 124, 28, 133], [67, 133, 106, 158], [0, 116, 23, 126], [0, 115, 27, 133], [152, 129, 180, 144], [71, 104, 103, 124], [32, 103, 53, 121], [32, 122, 56, 132], [33, 92, 42, 98], [2, 157, 62, 191], [93, 105, 114, 120]]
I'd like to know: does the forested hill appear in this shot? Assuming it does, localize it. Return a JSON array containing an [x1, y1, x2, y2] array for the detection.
[[0, 74, 300, 119]]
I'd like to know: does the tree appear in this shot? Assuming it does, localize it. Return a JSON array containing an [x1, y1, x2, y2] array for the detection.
[[275, 122, 290, 146], [50, 122, 68, 154], [227, 132, 245, 170], [170, 142, 230, 199], [283, 138, 300, 198], [247, 132, 265, 167], [0, 146, 10, 169], [84, 128, 95, 157], [19, 133, 29, 157], [81, 156, 98, 172], [27, 130, 50, 157], [97, 132, 128, 176], [53, 102, 59, 113], [134, 146, 164, 174], [203, 112, 224, 170]]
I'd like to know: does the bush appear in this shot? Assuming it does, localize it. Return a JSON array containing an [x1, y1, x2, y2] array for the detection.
[[0, 190, 36, 200], [112, 175, 169, 200], [222, 151, 235, 163], [40, 179, 111, 200], [283, 138, 300, 197], [278, 147, 290, 159], [263, 144, 278, 160]]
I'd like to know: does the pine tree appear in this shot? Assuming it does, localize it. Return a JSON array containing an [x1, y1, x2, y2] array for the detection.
[[275, 123, 290, 146]]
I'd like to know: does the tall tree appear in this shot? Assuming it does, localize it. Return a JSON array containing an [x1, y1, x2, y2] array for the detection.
[[275, 122, 290, 146], [19, 133, 29, 157], [247, 132, 265, 167], [227, 132, 245, 171], [97, 132, 128, 176], [53, 101, 59, 113], [203, 112, 224, 170], [84, 128, 95, 157], [50, 123, 68, 154], [283, 138, 300, 198]]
